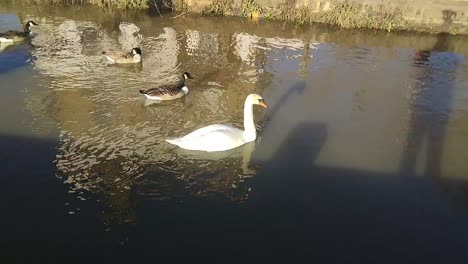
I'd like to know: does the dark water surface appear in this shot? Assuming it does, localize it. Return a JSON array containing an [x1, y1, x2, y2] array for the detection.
[[1, 2, 468, 261]]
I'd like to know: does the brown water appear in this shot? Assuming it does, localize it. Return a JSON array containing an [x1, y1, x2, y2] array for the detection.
[[2, 2, 468, 260]]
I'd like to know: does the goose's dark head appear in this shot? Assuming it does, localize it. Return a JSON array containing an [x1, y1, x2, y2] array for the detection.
[[183, 72, 193, 80], [24, 20, 38, 32], [131, 47, 142, 56], [25, 20, 38, 29]]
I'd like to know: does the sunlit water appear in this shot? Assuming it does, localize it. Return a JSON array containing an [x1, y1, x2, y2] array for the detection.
[[2, 2, 468, 260]]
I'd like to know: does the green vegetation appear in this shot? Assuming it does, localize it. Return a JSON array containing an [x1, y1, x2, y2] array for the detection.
[[206, 0, 233, 15], [169, 0, 409, 32], [242, 0, 263, 17], [272, 0, 406, 32], [18, 0, 447, 33]]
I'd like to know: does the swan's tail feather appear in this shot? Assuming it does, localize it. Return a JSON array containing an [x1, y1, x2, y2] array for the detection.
[[165, 139, 180, 146]]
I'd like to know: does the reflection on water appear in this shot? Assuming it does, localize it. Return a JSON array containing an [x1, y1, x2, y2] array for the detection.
[[400, 33, 458, 178], [2, 3, 468, 249], [3, 9, 273, 226]]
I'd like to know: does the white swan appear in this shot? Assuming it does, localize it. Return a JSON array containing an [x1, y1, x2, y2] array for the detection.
[[166, 94, 268, 152]]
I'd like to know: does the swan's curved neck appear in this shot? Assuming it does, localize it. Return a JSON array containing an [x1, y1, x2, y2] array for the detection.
[[243, 101, 256, 142]]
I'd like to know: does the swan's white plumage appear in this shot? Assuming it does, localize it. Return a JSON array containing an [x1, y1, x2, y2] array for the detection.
[[166, 125, 245, 152], [166, 94, 267, 152]]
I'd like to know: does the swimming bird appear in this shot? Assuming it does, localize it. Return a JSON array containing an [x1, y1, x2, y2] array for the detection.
[[166, 94, 268, 152], [139, 72, 194, 101], [0, 21, 38, 43], [101, 47, 142, 64]]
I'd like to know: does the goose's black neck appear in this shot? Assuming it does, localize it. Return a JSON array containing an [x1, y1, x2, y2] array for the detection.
[[177, 73, 186, 87], [24, 23, 31, 34]]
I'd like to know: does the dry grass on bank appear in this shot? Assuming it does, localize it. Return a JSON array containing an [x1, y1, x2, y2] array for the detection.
[[26, 0, 150, 9]]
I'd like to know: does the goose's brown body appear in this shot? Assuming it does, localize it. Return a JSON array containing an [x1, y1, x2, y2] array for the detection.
[[0, 21, 38, 43], [139, 72, 193, 101]]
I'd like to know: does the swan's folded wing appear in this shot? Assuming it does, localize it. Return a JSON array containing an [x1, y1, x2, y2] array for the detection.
[[180, 124, 235, 141], [165, 125, 227, 146], [166, 125, 244, 152]]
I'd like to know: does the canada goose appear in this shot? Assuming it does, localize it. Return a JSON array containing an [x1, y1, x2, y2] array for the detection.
[[0, 21, 38, 43], [165, 94, 268, 152], [139, 72, 194, 101], [101, 47, 142, 64]]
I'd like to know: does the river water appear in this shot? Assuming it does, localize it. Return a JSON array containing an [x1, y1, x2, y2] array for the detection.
[[1, 2, 468, 260]]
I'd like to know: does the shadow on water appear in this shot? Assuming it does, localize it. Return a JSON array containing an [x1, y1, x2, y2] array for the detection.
[[400, 32, 457, 178], [242, 123, 468, 261], [123, 121, 468, 260], [249, 124, 468, 261], [0, 134, 122, 259], [0, 42, 33, 74], [264, 80, 305, 122]]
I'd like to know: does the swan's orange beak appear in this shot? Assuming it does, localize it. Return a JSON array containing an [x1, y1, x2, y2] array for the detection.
[[259, 100, 268, 108]]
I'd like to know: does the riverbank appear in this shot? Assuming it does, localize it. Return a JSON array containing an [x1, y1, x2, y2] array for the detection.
[[9, 0, 468, 34], [24, 0, 149, 9], [171, 0, 468, 34]]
